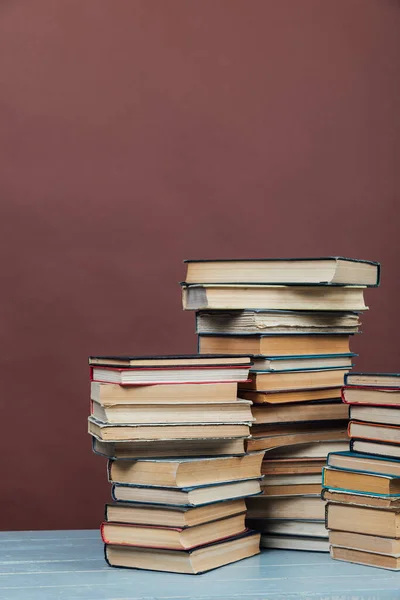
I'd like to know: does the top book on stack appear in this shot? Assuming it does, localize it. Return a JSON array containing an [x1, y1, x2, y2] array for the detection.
[[181, 257, 379, 311]]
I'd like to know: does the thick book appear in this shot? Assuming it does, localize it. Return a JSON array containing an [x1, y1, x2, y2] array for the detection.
[[92, 437, 247, 460], [345, 373, 400, 387], [330, 530, 400, 556], [342, 386, 400, 407], [246, 518, 328, 538], [327, 451, 400, 478], [246, 495, 325, 520], [182, 284, 368, 311], [351, 439, 400, 460], [183, 257, 380, 286], [330, 546, 400, 570], [246, 421, 348, 452], [251, 401, 348, 425], [348, 421, 400, 445], [107, 453, 264, 488], [321, 488, 400, 509], [91, 381, 239, 405], [101, 513, 247, 550], [322, 466, 400, 496], [261, 534, 329, 552], [90, 365, 250, 385], [112, 479, 262, 507], [262, 458, 326, 475], [264, 440, 349, 460], [89, 354, 252, 367], [91, 399, 254, 425], [105, 498, 246, 528], [240, 369, 349, 392], [198, 334, 352, 358], [326, 503, 400, 537], [349, 405, 400, 426], [88, 417, 250, 442], [196, 310, 361, 335], [250, 355, 354, 372], [260, 471, 321, 496], [104, 531, 260, 574], [240, 387, 342, 405]]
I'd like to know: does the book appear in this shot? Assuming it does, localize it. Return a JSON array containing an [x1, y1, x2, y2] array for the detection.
[[252, 401, 348, 425], [181, 284, 368, 311], [91, 399, 254, 425], [345, 373, 400, 387], [105, 498, 246, 527], [342, 386, 400, 407], [262, 458, 326, 475], [349, 405, 400, 426], [329, 530, 400, 555], [92, 437, 247, 459], [264, 440, 350, 459], [351, 440, 400, 460], [330, 546, 400, 570], [261, 534, 329, 552], [198, 334, 352, 357], [246, 518, 328, 537], [108, 453, 264, 488], [240, 387, 342, 405], [183, 257, 380, 286], [246, 495, 325, 520], [327, 451, 400, 477], [240, 369, 349, 392], [321, 488, 400, 509], [348, 421, 400, 445], [112, 479, 262, 507], [196, 310, 361, 335], [104, 531, 260, 574], [261, 479, 321, 496], [326, 503, 400, 536], [246, 421, 348, 452], [322, 466, 400, 496], [91, 381, 239, 405], [251, 355, 354, 372], [89, 354, 252, 367], [90, 365, 251, 385], [101, 513, 247, 550], [88, 418, 250, 442]]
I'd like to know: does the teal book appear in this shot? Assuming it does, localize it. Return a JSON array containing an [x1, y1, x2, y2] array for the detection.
[[322, 465, 400, 497]]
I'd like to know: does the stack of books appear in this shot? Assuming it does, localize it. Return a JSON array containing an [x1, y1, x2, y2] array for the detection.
[[181, 257, 380, 551], [87, 354, 264, 574], [325, 372, 400, 570]]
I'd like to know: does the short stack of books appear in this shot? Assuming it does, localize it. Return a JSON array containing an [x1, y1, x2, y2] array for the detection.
[[325, 372, 400, 570], [88, 354, 264, 574], [181, 257, 380, 551]]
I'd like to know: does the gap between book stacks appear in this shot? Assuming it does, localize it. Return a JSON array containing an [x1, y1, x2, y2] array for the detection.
[[87, 256, 393, 573]]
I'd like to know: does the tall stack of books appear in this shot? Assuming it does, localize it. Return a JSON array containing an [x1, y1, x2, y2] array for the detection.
[[87, 354, 264, 574], [181, 257, 380, 552], [325, 372, 400, 570]]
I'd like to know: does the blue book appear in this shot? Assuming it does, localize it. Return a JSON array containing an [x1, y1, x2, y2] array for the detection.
[[322, 465, 400, 497]]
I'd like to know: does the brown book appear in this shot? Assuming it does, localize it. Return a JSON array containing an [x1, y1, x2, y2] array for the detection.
[[349, 405, 400, 426], [246, 422, 348, 452], [181, 284, 368, 311], [329, 530, 400, 555], [246, 495, 325, 520], [105, 498, 246, 528], [321, 488, 400, 509], [261, 484, 321, 496], [104, 531, 260, 574], [262, 458, 325, 475], [323, 466, 400, 495], [101, 514, 247, 550], [264, 440, 349, 459], [246, 518, 328, 538], [327, 451, 400, 478], [93, 438, 247, 460], [343, 386, 400, 407], [330, 546, 400, 570], [240, 387, 342, 405], [348, 421, 400, 445], [91, 399, 254, 425], [91, 381, 239, 405], [198, 334, 351, 357], [351, 440, 400, 460], [241, 369, 348, 392], [345, 373, 400, 387], [326, 503, 400, 537], [88, 418, 250, 442], [108, 453, 264, 487], [252, 402, 348, 425]]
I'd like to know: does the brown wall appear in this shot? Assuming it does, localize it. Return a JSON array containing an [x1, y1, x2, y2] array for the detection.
[[0, 0, 399, 530]]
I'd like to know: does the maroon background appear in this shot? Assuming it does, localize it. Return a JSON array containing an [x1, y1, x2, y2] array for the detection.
[[0, 1, 399, 530]]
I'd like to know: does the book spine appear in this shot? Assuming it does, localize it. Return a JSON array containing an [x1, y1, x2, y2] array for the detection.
[[324, 503, 329, 529], [107, 460, 113, 483], [100, 522, 108, 544]]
